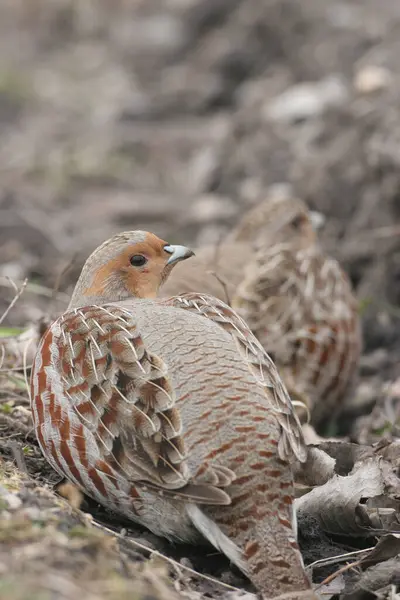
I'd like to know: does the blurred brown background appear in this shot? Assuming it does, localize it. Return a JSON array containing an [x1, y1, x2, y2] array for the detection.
[[0, 0, 400, 373]]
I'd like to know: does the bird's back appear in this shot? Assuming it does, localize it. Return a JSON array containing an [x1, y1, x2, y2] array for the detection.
[[124, 298, 308, 595], [123, 298, 282, 478]]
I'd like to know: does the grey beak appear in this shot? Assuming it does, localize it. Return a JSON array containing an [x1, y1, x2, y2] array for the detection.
[[309, 210, 326, 230], [164, 244, 195, 265]]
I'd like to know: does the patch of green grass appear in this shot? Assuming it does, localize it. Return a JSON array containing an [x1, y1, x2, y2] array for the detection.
[[372, 421, 393, 436], [0, 401, 14, 414], [0, 69, 33, 105], [0, 498, 9, 511], [0, 579, 51, 600], [358, 297, 373, 315], [6, 375, 28, 392], [0, 327, 24, 338], [68, 525, 94, 539], [323, 420, 340, 438], [0, 517, 44, 542]]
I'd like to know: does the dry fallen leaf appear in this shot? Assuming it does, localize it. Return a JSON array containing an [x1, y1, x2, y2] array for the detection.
[[295, 457, 400, 536], [341, 557, 400, 600], [361, 534, 400, 568], [294, 446, 336, 488], [57, 482, 84, 510]]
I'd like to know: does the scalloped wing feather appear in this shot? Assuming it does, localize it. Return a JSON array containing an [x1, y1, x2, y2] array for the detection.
[[31, 304, 231, 505]]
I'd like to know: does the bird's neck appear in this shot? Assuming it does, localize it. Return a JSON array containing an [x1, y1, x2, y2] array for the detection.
[[68, 287, 137, 310]]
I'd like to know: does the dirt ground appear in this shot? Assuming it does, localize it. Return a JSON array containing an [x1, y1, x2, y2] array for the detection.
[[1, 0, 400, 598]]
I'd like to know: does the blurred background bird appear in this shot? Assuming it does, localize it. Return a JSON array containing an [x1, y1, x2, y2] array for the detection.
[[162, 192, 362, 432]]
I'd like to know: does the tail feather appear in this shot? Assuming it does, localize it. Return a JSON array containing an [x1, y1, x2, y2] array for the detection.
[[186, 504, 248, 574]]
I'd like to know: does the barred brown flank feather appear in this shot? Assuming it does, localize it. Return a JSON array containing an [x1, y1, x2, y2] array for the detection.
[[30, 230, 318, 600]]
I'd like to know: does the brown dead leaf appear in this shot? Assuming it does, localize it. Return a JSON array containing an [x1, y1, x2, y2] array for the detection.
[[316, 573, 346, 598], [294, 446, 336, 487], [57, 482, 84, 510], [342, 557, 400, 600], [311, 441, 374, 475], [374, 439, 400, 468], [295, 457, 400, 536], [361, 534, 400, 568]]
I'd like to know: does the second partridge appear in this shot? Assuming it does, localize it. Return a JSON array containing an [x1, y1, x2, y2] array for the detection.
[[162, 196, 361, 429]]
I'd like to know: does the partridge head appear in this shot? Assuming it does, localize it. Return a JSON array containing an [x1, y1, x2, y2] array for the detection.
[[162, 195, 361, 430], [229, 194, 324, 250], [31, 230, 317, 600], [69, 230, 194, 307]]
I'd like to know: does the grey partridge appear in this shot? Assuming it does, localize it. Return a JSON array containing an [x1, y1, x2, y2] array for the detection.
[[162, 195, 362, 429], [30, 231, 317, 600]]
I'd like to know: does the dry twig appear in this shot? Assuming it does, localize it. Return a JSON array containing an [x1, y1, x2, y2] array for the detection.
[[208, 270, 232, 305], [9, 440, 28, 473], [307, 547, 374, 572], [315, 558, 363, 590], [0, 277, 69, 302], [49, 254, 77, 313], [0, 277, 28, 326], [92, 520, 246, 595]]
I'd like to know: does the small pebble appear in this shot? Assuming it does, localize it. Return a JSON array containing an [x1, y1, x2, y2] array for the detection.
[[354, 65, 392, 94], [359, 348, 389, 375], [265, 76, 348, 122], [351, 378, 382, 409], [1, 491, 22, 511], [179, 557, 193, 569]]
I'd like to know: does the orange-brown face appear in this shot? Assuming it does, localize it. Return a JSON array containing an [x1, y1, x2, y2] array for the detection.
[[82, 232, 194, 300]]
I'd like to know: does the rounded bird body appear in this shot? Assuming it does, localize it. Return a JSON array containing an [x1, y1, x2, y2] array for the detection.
[[30, 230, 318, 600], [162, 196, 361, 429]]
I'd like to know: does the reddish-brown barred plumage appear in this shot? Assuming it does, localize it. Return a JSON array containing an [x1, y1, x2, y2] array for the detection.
[[30, 230, 318, 600], [233, 242, 361, 427]]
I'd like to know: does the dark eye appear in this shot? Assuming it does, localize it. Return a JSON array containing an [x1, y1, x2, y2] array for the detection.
[[290, 214, 306, 229], [130, 255, 147, 267]]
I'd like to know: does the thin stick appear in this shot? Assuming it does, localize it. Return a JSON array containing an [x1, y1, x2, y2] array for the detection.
[[0, 365, 33, 373], [357, 225, 400, 240], [9, 440, 28, 473], [0, 278, 28, 326], [207, 271, 232, 306], [0, 344, 5, 370], [314, 559, 363, 590], [0, 278, 69, 302], [7, 278, 19, 293], [307, 547, 374, 571], [0, 413, 37, 441], [92, 520, 245, 594], [212, 230, 226, 266], [49, 254, 77, 311], [23, 336, 34, 403]]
